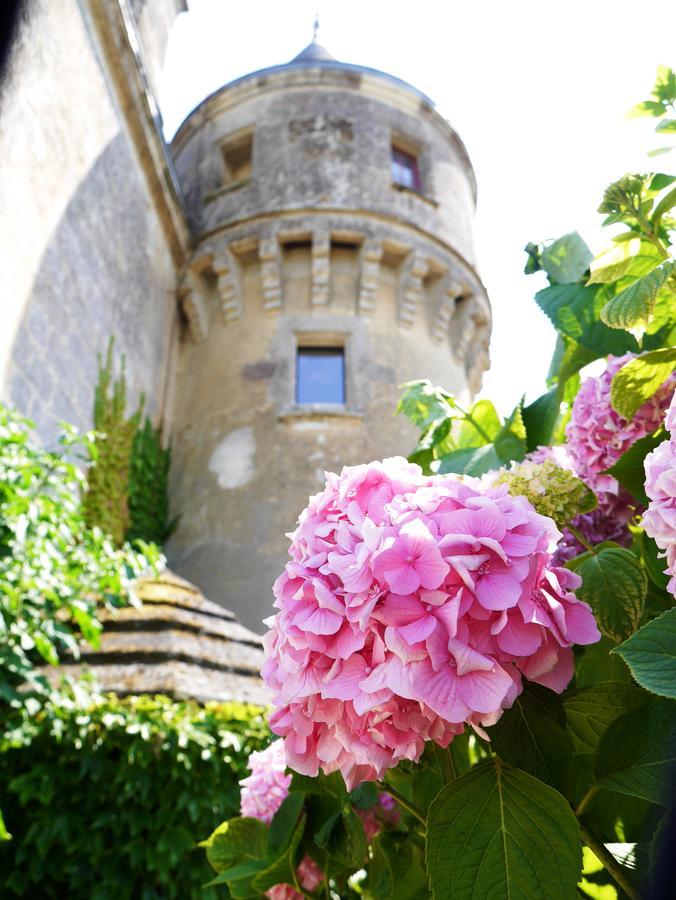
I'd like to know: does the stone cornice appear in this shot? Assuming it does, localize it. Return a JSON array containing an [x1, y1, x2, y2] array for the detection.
[[85, 0, 191, 266]]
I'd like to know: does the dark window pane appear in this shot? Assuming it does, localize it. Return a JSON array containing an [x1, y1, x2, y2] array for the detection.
[[391, 146, 421, 191], [296, 348, 345, 404]]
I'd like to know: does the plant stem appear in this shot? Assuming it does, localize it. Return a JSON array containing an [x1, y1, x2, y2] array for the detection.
[[579, 821, 638, 900], [574, 785, 599, 817], [567, 524, 596, 554], [434, 743, 457, 784], [379, 783, 426, 827]]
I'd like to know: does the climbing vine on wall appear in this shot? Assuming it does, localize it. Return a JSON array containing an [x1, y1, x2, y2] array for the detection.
[[127, 416, 176, 546], [82, 338, 142, 546]]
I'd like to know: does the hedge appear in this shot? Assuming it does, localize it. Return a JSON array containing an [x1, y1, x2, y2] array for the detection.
[[0, 684, 270, 898]]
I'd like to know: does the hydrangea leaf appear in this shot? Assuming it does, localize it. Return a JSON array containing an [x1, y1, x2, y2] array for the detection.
[[588, 239, 663, 285], [576, 547, 647, 643], [366, 832, 428, 900], [604, 428, 667, 506], [315, 808, 367, 872], [0, 811, 11, 842], [489, 683, 572, 789], [536, 282, 638, 356], [594, 701, 676, 805], [540, 231, 593, 284], [426, 759, 581, 900], [494, 403, 527, 464], [268, 792, 305, 854], [522, 386, 561, 451], [600, 261, 676, 333], [436, 444, 502, 476], [252, 811, 306, 893], [455, 398, 502, 447], [610, 347, 676, 419], [202, 817, 268, 873], [612, 608, 676, 699], [396, 380, 455, 429], [563, 682, 647, 755]]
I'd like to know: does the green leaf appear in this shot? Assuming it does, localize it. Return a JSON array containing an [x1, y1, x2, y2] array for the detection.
[[536, 283, 638, 357], [252, 812, 306, 893], [455, 399, 501, 448], [365, 832, 428, 900], [522, 387, 561, 451], [436, 443, 503, 476], [600, 261, 676, 333], [426, 759, 582, 900], [594, 701, 676, 805], [576, 548, 647, 643], [203, 817, 268, 873], [494, 403, 527, 464], [575, 636, 635, 687], [205, 860, 268, 896], [396, 380, 454, 429], [563, 682, 647, 755], [626, 100, 667, 118], [655, 118, 676, 134], [489, 683, 572, 788], [268, 791, 305, 855], [640, 533, 670, 591], [0, 810, 11, 842], [613, 608, 676, 699], [604, 428, 667, 506], [540, 231, 593, 284], [315, 808, 367, 871], [610, 348, 676, 419], [348, 781, 378, 810], [588, 239, 662, 285], [548, 336, 599, 386], [290, 769, 347, 800]]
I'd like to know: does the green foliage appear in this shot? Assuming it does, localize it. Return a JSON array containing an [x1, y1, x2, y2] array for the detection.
[[83, 338, 142, 546], [0, 403, 158, 702], [425, 759, 582, 899], [0, 684, 270, 899], [524, 230, 593, 284], [600, 260, 676, 334], [610, 347, 676, 419], [127, 416, 175, 545], [575, 547, 648, 643], [613, 607, 676, 698]]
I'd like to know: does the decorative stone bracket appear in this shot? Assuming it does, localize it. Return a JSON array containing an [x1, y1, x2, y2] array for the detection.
[[258, 235, 283, 313], [357, 239, 383, 315], [399, 251, 428, 327]]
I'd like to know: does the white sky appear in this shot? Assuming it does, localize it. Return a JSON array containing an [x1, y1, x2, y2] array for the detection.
[[160, 0, 675, 415]]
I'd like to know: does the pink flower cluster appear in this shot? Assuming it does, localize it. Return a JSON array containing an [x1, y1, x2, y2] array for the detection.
[[642, 389, 676, 595], [566, 353, 675, 518], [240, 739, 292, 824], [262, 458, 600, 788], [239, 740, 325, 900]]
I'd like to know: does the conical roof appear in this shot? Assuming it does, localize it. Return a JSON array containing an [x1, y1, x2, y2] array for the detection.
[[289, 40, 337, 64], [39, 570, 271, 706]]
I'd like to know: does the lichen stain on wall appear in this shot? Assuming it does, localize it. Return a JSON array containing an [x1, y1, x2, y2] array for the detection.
[[208, 427, 256, 489]]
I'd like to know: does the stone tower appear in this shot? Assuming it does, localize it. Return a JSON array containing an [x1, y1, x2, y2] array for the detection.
[[166, 37, 491, 632]]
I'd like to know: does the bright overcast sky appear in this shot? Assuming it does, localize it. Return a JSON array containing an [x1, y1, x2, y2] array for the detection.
[[160, 0, 675, 415]]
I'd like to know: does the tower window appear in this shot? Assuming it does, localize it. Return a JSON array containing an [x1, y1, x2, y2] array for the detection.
[[391, 145, 421, 191], [296, 347, 345, 405], [220, 130, 253, 185]]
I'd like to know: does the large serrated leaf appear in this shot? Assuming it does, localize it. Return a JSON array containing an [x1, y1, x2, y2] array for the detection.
[[540, 231, 593, 284], [604, 428, 667, 506], [600, 261, 676, 332], [203, 817, 268, 873], [613, 608, 676, 699], [489, 682, 572, 789], [594, 701, 676, 805], [610, 347, 676, 420], [563, 682, 647, 754], [576, 548, 647, 642], [426, 759, 582, 899], [588, 239, 662, 285], [436, 443, 502, 476], [536, 282, 638, 356]]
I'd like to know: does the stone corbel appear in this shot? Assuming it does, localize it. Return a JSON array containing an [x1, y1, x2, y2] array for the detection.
[[399, 251, 428, 327], [433, 278, 467, 343], [357, 238, 383, 315], [211, 246, 242, 323], [178, 276, 208, 344], [258, 234, 282, 313], [311, 229, 331, 307], [450, 292, 492, 393]]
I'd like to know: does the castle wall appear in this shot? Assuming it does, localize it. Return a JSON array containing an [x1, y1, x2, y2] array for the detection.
[[0, 0, 186, 439]]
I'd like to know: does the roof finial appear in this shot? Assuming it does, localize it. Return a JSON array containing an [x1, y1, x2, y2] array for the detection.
[[312, 13, 320, 43]]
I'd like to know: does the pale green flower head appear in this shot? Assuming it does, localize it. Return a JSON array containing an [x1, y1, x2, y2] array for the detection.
[[495, 459, 597, 526]]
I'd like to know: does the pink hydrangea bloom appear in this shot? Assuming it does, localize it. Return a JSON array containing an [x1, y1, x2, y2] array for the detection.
[[262, 457, 600, 788], [566, 353, 675, 517], [642, 389, 676, 594], [266, 856, 324, 900], [239, 740, 292, 824]]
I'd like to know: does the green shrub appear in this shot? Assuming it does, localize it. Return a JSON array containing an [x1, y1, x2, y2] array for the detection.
[[127, 416, 175, 546], [0, 684, 270, 899], [83, 338, 142, 546], [0, 403, 158, 702]]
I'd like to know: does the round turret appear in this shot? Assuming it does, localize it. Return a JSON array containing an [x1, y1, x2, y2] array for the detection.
[[167, 41, 491, 631]]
